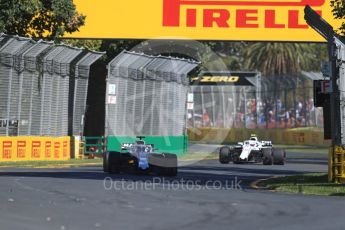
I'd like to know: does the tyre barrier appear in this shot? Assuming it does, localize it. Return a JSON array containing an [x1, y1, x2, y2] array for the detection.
[[0, 137, 71, 162], [329, 146, 345, 183]]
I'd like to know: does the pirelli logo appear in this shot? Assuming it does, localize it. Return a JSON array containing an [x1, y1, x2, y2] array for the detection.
[[192, 76, 240, 83], [45, 141, 52, 158], [63, 141, 68, 158], [54, 142, 60, 159], [17, 141, 27, 159], [163, 0, 323, 29], [70, 0, 338, 41], [191, 72, 258, 85], [3, 141, 12, 159], [32, 141, 41, 159]]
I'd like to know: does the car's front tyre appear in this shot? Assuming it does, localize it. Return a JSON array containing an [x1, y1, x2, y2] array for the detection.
[[107, 152, 121, 174], [262, 148, 273, 165], [219, 147, 231, 164], [103, 152, 110, 173], [272, 149, 286, 165]]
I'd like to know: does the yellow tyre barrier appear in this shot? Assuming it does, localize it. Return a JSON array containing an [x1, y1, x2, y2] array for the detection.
[[330, 146, 345, 183], [0, 137, 71, 162]]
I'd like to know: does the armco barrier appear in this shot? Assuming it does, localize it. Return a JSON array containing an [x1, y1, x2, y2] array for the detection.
[[188, 128, 331, 147], [0, 137, 71, 162]]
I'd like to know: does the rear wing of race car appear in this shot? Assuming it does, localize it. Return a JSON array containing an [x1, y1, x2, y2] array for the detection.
[[121, 143, 133, 150], [121, 143, 155, 150], [261, 141, 272, 147]]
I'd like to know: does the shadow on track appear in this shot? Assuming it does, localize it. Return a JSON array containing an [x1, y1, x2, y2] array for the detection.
[[286, 158, 328, 165], [0, 161, 315, 190]]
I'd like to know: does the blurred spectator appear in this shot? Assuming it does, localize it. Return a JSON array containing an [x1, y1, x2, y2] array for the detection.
[[187, 90, 323, 130], [202, 109, 211, 127]]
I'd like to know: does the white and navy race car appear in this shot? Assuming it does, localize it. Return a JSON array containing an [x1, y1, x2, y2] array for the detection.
[[219, 135, 286, 165], [103, 136, 177, 176]]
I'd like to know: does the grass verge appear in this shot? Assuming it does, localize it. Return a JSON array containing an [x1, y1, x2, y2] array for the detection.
[[0, 159, 102, 169], [258, 173, 345, 196], [180, 152, 218, 161], [274, 145, 328, 154], [181, 145, 329, 161]]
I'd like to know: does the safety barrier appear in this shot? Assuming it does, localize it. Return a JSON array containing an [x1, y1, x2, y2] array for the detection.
[[70, 136, 84, 160], [0, 137, 71, 162], [106, 135, 189, 156], [329, 146, 345, 183], [188, 128, 331, 147], [0, 35, 104, 137], [84, 136, 104, 156]]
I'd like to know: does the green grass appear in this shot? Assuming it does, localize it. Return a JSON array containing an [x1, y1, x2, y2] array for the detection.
[[274, 145, 329, 154], [259, 173, 345, 196], [180, 152, 218, 161], [0, 159, 102, 169], [285, 149, 328, 154]]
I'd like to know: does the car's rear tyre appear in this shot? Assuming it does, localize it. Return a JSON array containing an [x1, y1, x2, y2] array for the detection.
[[262, 148, 273, 165], [162, 153, 178, 176], [108, 152, 121, 174], [149, 153, 178, 176], [103, 152, 110, 173], [219, 147, 231, 164], [164, 166, 178, 177], [273, 149, 286, 165]]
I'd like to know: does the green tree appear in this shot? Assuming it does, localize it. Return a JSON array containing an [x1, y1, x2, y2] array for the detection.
[[100, 40, 144, 61], [62, 39, 102, 51], [0, 0, 85, 39], [242, 42, 325, 75], [331, 0, 345, 35]]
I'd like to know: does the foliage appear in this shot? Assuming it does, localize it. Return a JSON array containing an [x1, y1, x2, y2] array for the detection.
[[331, 0, 345, 35], [241, 42, 327, 75], [0, 0, 85, 39], [62, 39, 102, 51], [100, 40, 144, 61], [261, 173, 345, 196]]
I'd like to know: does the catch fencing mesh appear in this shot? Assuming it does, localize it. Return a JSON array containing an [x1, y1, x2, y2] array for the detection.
[[106, 51, 198, 137]]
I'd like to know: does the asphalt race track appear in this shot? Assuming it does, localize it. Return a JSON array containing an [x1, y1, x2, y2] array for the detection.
[[0, 145, 344, 230]]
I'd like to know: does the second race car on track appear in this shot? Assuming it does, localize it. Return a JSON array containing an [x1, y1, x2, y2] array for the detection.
[[219, 135, 286, 165]]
